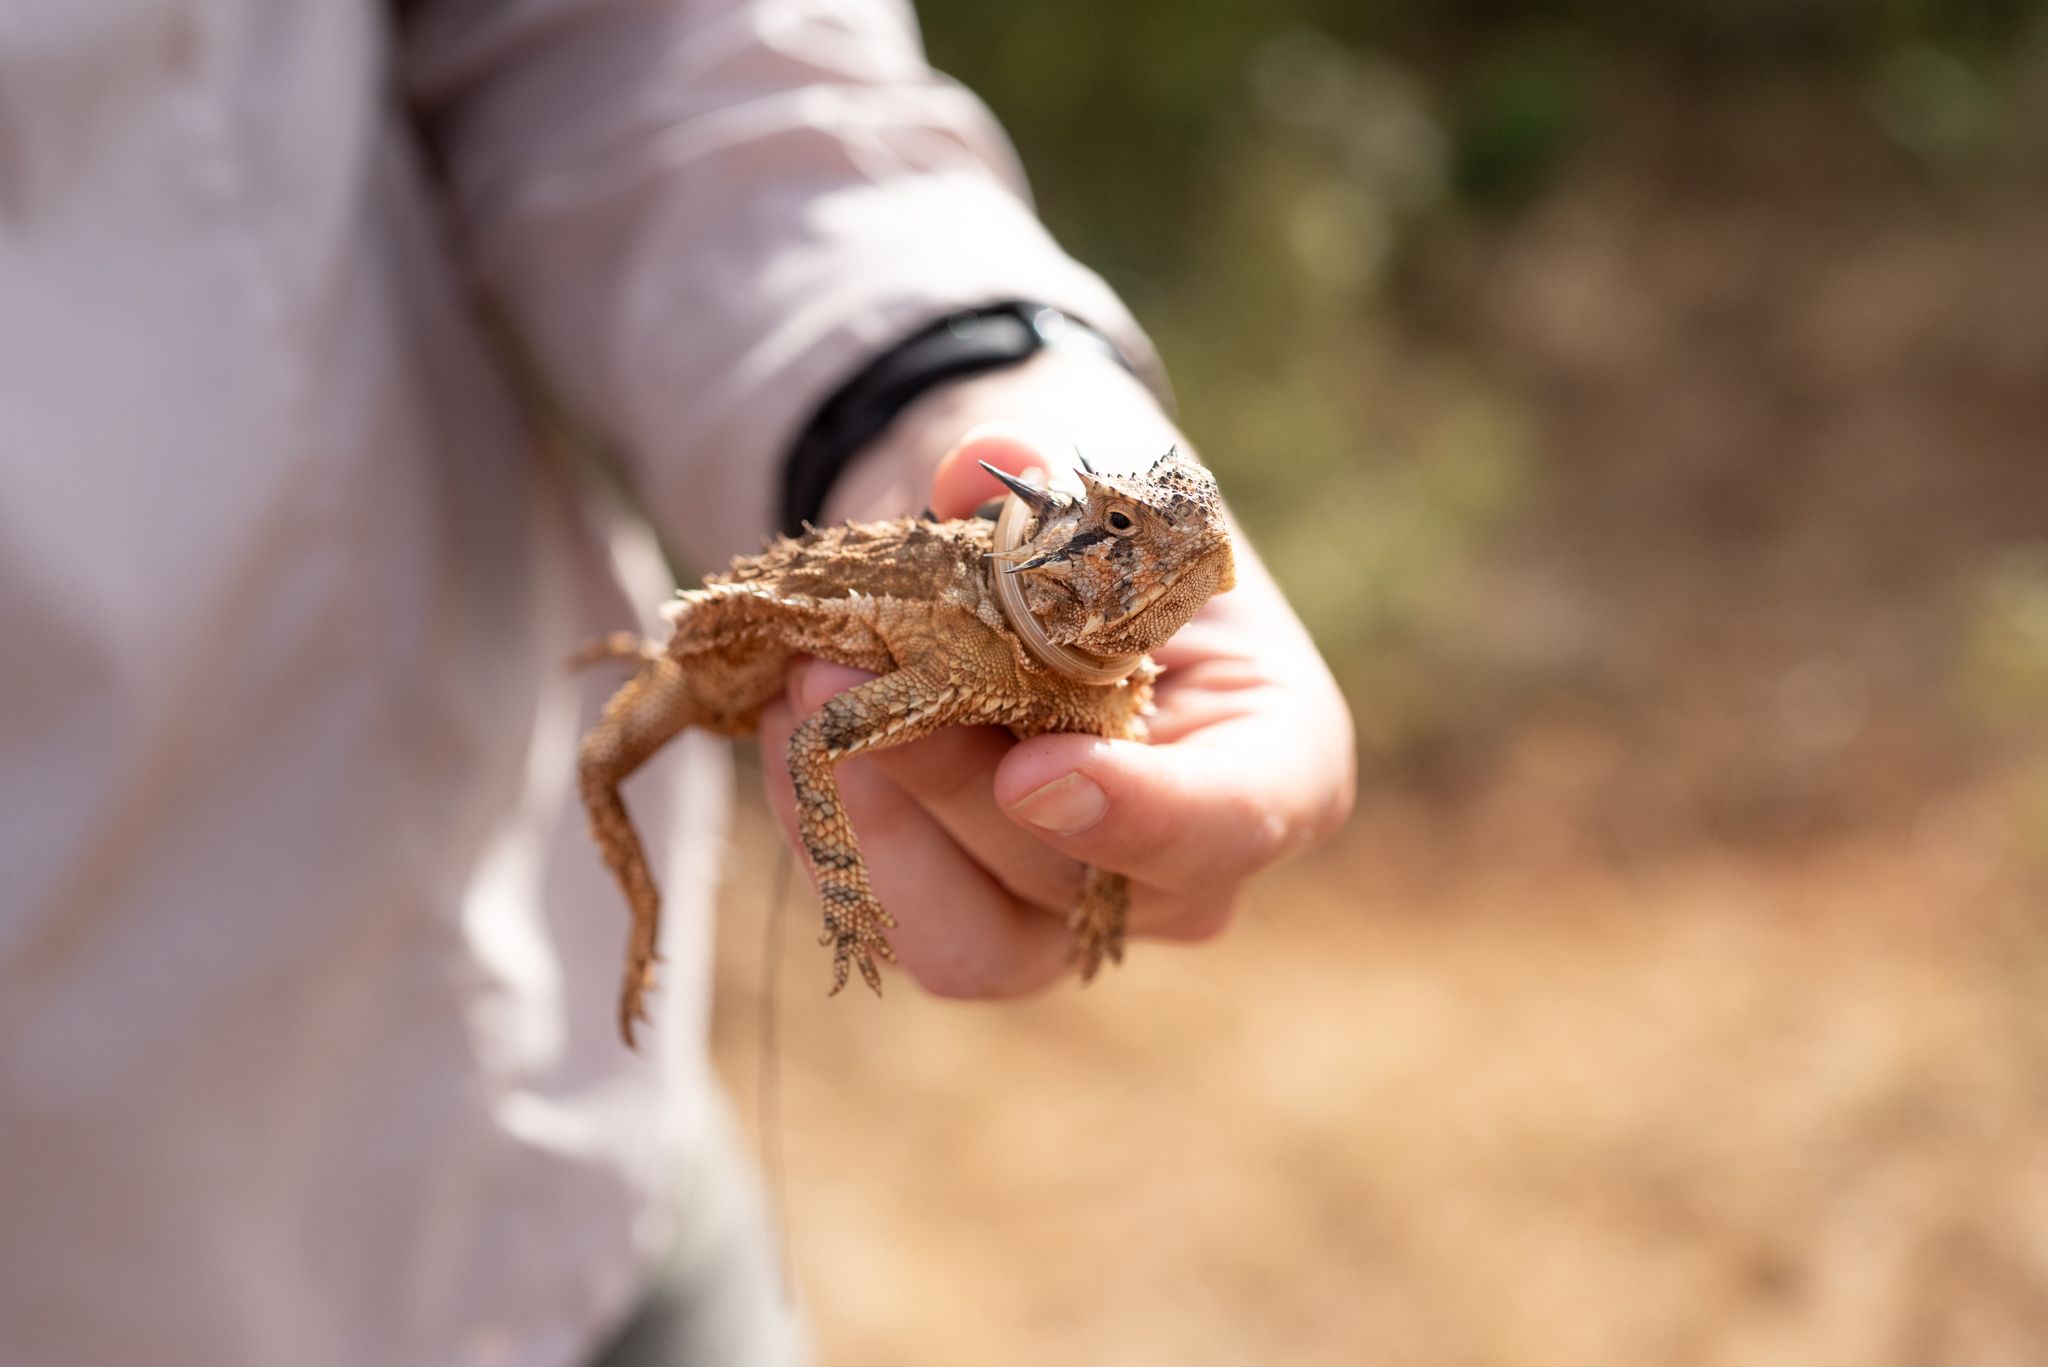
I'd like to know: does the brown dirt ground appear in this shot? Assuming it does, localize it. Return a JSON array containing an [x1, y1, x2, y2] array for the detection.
[[712, 796, 2048, 1367]]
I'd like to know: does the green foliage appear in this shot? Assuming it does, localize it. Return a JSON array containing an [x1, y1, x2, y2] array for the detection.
[[920, 5, 1542, 681], [1869, 41, 2006, 165], [917, 0, 2042, 704], [1447, 30, 1593, 210]]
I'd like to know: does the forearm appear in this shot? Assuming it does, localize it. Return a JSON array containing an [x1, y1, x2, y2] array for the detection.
[[404, 0, 1157, 563]]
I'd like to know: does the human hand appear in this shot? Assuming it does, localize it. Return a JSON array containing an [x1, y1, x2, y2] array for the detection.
[[755, 355, 1355, 997]]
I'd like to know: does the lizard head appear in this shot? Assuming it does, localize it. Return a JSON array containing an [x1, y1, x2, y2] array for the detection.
[[985, 447, 1236, 657]]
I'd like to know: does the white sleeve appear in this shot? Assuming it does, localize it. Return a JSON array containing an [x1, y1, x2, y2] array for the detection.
[[404, 0, 1161, 562]]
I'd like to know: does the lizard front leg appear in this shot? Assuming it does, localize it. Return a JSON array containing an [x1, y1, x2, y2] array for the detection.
[[785, 668, 969, 994]]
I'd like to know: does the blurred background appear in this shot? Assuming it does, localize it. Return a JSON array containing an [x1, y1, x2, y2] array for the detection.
[[710, 4, 2048, 1363]]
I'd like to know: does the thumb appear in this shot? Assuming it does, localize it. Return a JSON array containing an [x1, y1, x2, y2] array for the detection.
[[992, 729, 1303, 900], [927, 423, 1069, 519]]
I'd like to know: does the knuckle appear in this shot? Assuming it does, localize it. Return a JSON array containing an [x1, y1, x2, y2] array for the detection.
[[791, 675, 832, 715], [1310, 782, 1356, 847], [837, 772, 918, 845], [875, 734, 984, 804], [1239, 803, 1294, 871], [1108, 793, 1188, 867], [912, 964, 997, 1001], [756, 702, 795, 750], [903, 917, 1061, 1002], [795, 662, 877, 713], [909, 953, 1019, 1002], [1156, 891, 1237, 944], [992, 861, 1085, 916], [1159, 792, 1276, 884]]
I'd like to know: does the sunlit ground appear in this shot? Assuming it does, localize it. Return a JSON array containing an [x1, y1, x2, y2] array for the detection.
[[712, 770, 2048, 1367]]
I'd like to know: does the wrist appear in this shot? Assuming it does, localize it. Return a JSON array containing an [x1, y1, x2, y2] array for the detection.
[[822, 348, 1183, 525], [782, 302, 1146, 534]]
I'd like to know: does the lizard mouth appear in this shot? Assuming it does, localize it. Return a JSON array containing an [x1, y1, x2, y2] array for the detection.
[[991, 491, 1144, 686]]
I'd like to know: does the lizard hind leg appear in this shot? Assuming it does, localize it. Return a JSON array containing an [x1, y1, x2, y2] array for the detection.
[[784, 667, 967, 995], [577, 654, 698, 1048], [1060, 689, 1146, 983], [566, 631, 664, 671], [1069, 866, 1131, 982]]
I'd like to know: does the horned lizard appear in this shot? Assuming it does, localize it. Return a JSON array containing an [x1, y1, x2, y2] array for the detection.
[[576, 448, 1236, 1047]]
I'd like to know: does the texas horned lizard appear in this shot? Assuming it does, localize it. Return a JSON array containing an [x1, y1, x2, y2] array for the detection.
[[576, 449, 1235, 1046]]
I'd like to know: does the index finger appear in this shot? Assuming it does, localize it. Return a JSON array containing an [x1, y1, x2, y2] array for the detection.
[[927, 425, 1063, 519]]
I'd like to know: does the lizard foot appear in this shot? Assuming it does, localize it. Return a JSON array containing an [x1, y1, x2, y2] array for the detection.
[[818, 886, 897, 996], [1068, 866, 1129, 983], [618, 948, 663, 1048]]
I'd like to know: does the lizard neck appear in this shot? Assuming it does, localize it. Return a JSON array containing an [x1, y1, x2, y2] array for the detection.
[[989, 493, 1143, 686]]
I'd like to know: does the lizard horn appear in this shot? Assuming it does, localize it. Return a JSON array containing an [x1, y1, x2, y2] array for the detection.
[[978, 462, 1064, 515]]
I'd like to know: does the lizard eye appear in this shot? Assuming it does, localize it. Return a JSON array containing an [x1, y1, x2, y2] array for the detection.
[[1106, 508, 1136, 534]]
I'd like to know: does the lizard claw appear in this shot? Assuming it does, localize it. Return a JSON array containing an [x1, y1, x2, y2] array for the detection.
[[618, 965, 658, 1050], [1068, 867, 1130, 984], [821, 903, 896, 996]]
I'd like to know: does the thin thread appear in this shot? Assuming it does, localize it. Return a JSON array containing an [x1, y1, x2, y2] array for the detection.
[[759, 836, 796, 1305]]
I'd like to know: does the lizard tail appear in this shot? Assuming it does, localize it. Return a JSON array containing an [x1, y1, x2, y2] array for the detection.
[[576, 655, 695, 1048]]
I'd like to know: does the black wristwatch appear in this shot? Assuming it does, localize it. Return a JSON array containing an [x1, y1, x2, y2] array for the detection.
[[778, 301, 1134, 536]]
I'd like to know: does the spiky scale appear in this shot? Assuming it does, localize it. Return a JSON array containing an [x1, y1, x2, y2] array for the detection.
[[575, 451, 1234, 1047]]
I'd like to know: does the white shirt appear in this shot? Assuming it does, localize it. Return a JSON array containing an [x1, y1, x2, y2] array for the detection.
[[0, 2, 1151, 1363]]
